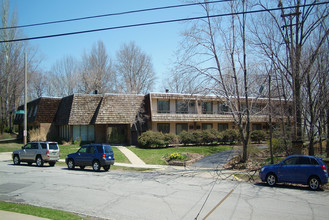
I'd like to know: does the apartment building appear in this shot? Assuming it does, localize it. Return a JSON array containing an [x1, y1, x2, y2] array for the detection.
[[148, 93, 287, 135], [15, 92, 290, 145]]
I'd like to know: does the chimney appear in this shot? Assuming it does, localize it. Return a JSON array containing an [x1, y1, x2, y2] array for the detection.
[[165, 89, 169, 93]]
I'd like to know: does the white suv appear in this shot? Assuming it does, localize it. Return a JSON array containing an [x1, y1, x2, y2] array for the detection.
[[12, 142, 60, 167]]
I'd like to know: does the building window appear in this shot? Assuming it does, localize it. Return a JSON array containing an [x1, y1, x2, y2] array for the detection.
[[202, 102, 213, 114], [176, 123, 188, 135], [202, 124, 213, 130], [158, 100, 170, 113], [73, 125, 94, 142], [218, 123, 228, 132], [218, 103, 229, 114], [252, 124, 262, 130], [33, 106, 38, 117], [176, 100, 188, 114], [59, 125, 70, 141], [157, 123, 170, 133]]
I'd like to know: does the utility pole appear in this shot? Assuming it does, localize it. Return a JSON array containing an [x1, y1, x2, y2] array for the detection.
[[24, 53, 27, 145]]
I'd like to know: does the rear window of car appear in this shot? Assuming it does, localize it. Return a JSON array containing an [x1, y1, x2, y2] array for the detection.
[[104, 146, 113, 153], [49, 143, 58, 150]]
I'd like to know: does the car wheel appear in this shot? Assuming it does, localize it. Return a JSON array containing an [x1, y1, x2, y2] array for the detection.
[[92, 160, 100, 171], [103, 165, 110, 171], [36, 156, 44, 167], [266, 173, 277, 186], [79, 166, 85, 170], [308, 176, 320, 190], [13, 155, 20, 165], [49, 162, 55, 167], [67, 159, 75, 170]]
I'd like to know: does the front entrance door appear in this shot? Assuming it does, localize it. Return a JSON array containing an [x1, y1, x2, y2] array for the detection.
[[107, 125, 128, 145]]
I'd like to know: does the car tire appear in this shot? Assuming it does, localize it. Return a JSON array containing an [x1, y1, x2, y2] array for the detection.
[[13, 155, 20, 165], [92, 160, 100, 172], [266, 173, 277, 186], [308, 176, 320, 190], [79, 166, 85, 170], [67, 159, 75, 170], [103, 165, 110, 171], [49, 162, 55, 167], [36, 156, 44, 167]]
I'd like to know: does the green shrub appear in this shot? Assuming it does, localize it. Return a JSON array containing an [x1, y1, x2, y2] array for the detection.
[[221, 129, 239, 144], [250, 130, 266, 143], [164, 133, 179, 146], [201, 129, 217, 144], [179, 131, 194, 145], [138, 131, 166, 148], [192, 131, 203, 144], [270, 138, 287, 154], [74, 137, 81, 146]]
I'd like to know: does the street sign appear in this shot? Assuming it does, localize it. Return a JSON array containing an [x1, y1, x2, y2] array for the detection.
[[15, 110, 25, 114]]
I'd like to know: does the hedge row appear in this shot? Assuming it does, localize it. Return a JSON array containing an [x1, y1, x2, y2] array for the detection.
[[137, 129, 240, 148], [138, 129, 267, 148]]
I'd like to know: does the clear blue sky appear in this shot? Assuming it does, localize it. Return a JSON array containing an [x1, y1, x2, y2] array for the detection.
[[9, 0, 204, 92]]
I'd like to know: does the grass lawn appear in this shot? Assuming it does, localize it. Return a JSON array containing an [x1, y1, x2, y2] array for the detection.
[[0, 201, 85, 220], [128, 145, 233, 165], [0, 143, 22, 153]]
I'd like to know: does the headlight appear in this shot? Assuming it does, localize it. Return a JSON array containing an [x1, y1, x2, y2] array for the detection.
[[260, 167, 265, 172]]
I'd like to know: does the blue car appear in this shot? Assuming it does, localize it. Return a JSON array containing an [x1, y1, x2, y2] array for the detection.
[[66, 144, 115, 171], [259, 155, 328, 190]]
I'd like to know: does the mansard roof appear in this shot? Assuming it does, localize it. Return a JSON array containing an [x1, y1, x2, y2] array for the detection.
[[94, 94, 145, 124]]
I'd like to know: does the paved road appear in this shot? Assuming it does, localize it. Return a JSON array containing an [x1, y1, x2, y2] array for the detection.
[[1, 161, 328, 220]]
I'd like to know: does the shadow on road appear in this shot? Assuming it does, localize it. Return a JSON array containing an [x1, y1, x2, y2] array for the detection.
[[254, 182, 325, 192]]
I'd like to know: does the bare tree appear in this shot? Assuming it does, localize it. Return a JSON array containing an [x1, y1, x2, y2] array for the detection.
[[80, 40, 116, 94], [116, 41, 156, 94], [254, 0, 329, 155], [173, 0, 253, 161], [0, 0, 31, 132], [47, 55, 79, 97]]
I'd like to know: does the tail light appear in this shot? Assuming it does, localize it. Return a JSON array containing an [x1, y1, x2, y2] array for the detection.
[[321, 165, 327, 172], [46, 149, 49, 158]]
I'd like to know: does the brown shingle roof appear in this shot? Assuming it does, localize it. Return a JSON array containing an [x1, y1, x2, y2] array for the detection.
[[14, 97, 61, 124], [95, 94, 145, 124], [69, 94, 102, 125]]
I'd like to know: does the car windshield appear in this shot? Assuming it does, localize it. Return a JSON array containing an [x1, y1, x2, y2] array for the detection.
[[49, 143, 58, 150], [104, 146, 112, 153]]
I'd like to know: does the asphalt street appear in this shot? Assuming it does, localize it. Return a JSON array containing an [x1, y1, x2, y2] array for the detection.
[[1, 161, 328, 220]]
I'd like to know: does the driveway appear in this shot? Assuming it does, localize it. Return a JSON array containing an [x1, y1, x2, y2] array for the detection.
[[191, 149, 239, 169]]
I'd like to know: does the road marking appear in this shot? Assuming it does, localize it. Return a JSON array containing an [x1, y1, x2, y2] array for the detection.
[[203, 189, 235, 220]]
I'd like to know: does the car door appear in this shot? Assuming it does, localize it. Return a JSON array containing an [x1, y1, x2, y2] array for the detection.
[[75, 146, 88, 166], [85, 146, 96, 166], [20, 143, 31, 160], [295, 156, 312, 184], [29, 143, 39, 160], [278, 156, 299, 183]]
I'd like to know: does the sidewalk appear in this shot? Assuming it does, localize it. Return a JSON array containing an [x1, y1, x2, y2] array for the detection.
[[0, 210, 49, 220]]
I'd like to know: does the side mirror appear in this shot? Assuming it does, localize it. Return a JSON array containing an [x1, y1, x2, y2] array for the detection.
[[21, 146, 24, 149]]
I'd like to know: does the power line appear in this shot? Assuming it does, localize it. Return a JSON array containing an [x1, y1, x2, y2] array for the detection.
[[0, 0, 231, 30], [0, 1, 328, 43]]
